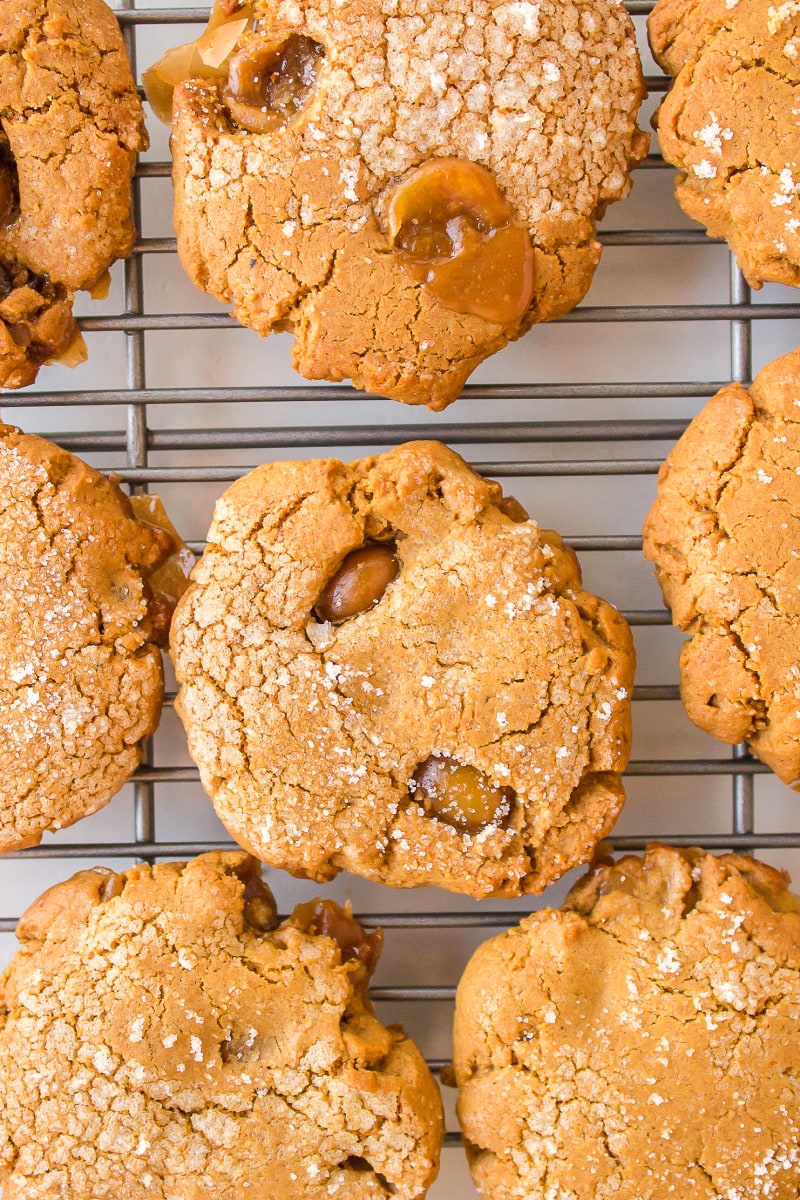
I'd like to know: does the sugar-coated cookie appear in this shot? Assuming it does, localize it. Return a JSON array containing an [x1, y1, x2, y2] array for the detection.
[[163, 0, 648, 408], [0, 850, 444, 1199], [650, 0, 800, 288], [0, 423, 188, 851], [0, 0, 148, 387], [452, 843, 800, 1200], [170, 441, 634, 897], [643, 348, 800, 784]]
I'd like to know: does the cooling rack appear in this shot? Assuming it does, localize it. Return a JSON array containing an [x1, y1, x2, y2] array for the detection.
[[1, 2, 799, 1195]]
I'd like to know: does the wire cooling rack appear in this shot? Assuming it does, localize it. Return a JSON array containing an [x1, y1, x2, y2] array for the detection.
[[1, 3, 800, 1195]]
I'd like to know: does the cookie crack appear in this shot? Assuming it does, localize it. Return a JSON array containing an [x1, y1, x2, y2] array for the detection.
[[595, 1121, 626, 1184], [281, 246, 339, 324], [194, 670, 254, 783], [270, 1063, 424, 1189]]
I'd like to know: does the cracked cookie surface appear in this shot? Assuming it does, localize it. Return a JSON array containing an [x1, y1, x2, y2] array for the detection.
[[643, 349, 800, 784], [650, 0, 800, 288], [0, 0, 148, 387], [0, 850, 444, 1200], [452, 842, 800, 1200], [170, 0, 647, 409], [170, 441, 635, 898], [0, 423, 177, 852]]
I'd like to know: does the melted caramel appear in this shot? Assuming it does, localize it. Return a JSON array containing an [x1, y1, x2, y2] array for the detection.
[[129, 494, 195, 646], [0, 132, 18, 228], [292, 898, 383, 987], [411, 754, 514, 834], [223, 32, 325, 133], [387, 157, 535, 326]]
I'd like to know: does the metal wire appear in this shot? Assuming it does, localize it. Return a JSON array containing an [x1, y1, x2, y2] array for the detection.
[[3, 6, 800, 1185]]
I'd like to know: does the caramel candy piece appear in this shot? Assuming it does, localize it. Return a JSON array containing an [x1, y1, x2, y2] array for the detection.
[[292, 898, 383, 986], [314, 542, 399, 624], [0, 134, 18, 229], [100, 869, 126, 902], [411, 754, 514, 834], [387, 157, 535, 326], [0, 267, 76, 374], [223, 31, 324, 134], [129, 493, 196, 646], [227, 854, 279, 931]]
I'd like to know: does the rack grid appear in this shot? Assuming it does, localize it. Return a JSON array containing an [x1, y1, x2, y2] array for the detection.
[[1, 4, 799, 1193]]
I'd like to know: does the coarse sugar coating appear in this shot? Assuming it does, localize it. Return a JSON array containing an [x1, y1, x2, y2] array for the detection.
[[451, 842, 800, 1200], [0, 423, 181, 852], [643, 347, 800, 785], [0, 0, 148, 387], [170, 0, 648, 409], [0, 850, 444, 1199], [650, 0, 800, 288], [170, 440, 635, 898]]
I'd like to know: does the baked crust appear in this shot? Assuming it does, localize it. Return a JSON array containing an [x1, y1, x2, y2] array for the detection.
[[0, 424, 169, 851], [0, 0, 148, 387], [0, 850, 444, 1199], [643, 348, 800, 784], [452, 843, 800, 1199], [650, 0, 800, 288], [170, 440, 634, 897], [171, 0, 647, 407]]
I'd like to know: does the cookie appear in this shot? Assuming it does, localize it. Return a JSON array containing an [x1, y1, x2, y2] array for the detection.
[[0, 423, 191, 852], [170, 440, 634, 898], [0, 0, 148, 388], [650, 0, 800, 288], [451, 842, 800, 1200], [155, 0, 647, 408], [642, 349, 800, 784], [0, 850, 444, 1200]]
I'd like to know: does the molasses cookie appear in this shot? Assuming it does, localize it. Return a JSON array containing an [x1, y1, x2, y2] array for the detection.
[[650, 0, 800, 288], [0, 0, 148, 388], [170, 440, 635, 898], [643, 348, 800, 784], [0, 423, 191, 852], [452, 843, 800, 1200], [0, 850, 444, 1199], [155, 0, 648, 408]]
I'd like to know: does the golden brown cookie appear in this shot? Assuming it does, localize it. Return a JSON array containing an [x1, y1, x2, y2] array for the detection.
[[159, 0, 648, 409], [650, 0, 800, 288], [170, 440, 635, 898], [0, 850, 444, 1200], [451, 843, 800, 1200], [0, 0, 148, 388], [0, 423, 191, 852], [643, 348, 800, 784]]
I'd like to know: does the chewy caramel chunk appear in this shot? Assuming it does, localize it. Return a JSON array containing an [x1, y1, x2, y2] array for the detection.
[[227, 854, 279, 930], [292, 898, 383, 986], [314, 542, 399, 623], [387, 157, 535, 326], [129, 493, 196, 647], [0, 267, 77, 384], [411, 754, 514, 834], [223, 31, 325, 133], [0, 133, 18, 229]]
